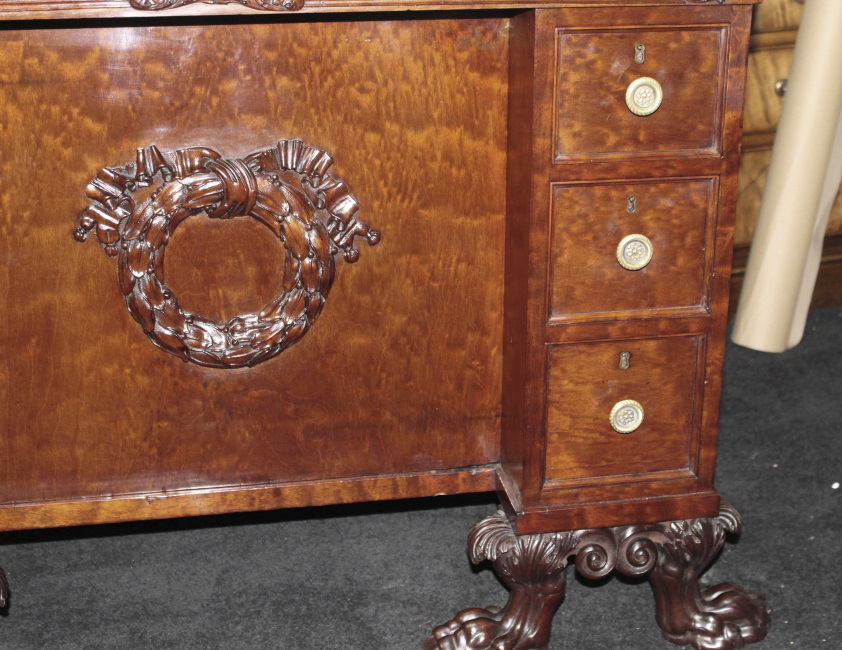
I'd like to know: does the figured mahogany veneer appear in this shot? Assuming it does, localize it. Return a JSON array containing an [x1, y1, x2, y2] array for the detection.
[[555, 25, 727, 160], [499, 3, 755, 536], [544, 335, 705, 483], [0, 17, 509, 523], [549, 178, 716, 321]]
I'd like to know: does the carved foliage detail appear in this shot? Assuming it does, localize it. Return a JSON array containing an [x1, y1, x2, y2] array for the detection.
[[428, 502, 769, 650], [75, 140, 380, 369], [569, 501, 769, 650], [426, 510, 577, 650], [648, 501, 770, 650], [129, 0, 304, 12]]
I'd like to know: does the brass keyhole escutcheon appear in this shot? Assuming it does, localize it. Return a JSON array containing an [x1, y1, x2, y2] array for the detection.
[[634, 43, 645, 64]]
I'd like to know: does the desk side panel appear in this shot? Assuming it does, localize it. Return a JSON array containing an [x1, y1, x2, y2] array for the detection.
[[0, 18, 508, 521]]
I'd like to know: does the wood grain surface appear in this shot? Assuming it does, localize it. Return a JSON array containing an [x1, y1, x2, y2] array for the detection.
[[0, 1, 758, 537], [555, 25, 725, 160], [750, 0, 803, 33], [544, 335, 704, 482], [548, 178, 715, 322], [0, 0, 765, 24], [0, 17, 508, 524]]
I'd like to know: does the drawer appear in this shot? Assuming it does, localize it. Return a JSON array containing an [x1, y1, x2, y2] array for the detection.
[[743, 45, 793, 134], [544, 335, 705, 484], [555, 26, 727, 160], [548, 178, 715, 322]]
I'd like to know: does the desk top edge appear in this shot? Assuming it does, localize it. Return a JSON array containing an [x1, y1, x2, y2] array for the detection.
[[0, 0, 762, 23]]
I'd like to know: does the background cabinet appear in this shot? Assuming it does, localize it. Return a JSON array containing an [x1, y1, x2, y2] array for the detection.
[[732, 0, 842, 316]]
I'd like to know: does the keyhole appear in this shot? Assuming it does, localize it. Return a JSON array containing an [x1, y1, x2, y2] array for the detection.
[[635, 44, 645, 64], [619, 351, 631, 370]]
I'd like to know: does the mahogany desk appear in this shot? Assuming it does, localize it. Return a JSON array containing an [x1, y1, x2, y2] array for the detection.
[[0, 0, 770, 647]]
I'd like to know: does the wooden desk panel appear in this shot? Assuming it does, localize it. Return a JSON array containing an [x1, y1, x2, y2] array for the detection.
[[0, 17, 507, 520]]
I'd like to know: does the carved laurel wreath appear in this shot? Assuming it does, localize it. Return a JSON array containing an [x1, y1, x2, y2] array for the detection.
[[129, 0, 304, 11], [75, 140, 380, 369]]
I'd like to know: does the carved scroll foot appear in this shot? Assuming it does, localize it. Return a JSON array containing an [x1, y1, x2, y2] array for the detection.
[[425, 510, 575, 650], [647, 502, 771, 650], [428, 501, 769, 650]]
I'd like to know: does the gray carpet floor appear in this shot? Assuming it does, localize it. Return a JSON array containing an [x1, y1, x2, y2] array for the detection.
[[1, 307, 839, 649]]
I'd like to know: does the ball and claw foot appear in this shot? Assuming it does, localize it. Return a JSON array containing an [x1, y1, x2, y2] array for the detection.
[[426, 501, 770, 650]]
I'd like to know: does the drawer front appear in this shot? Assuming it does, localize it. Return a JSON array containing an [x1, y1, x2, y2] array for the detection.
[[548, 178, 715, 322], [555, 26, 726, 160], [744, 45, 793, 134], [544, 335, 704, 484]]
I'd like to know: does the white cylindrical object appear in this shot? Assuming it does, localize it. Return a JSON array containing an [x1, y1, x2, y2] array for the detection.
[[732, 0, 842, 352]]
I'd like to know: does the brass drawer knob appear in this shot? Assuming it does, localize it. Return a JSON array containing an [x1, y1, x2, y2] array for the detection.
[[625, 77, 663, 116], [616, 234, 653, 270], [610, 399, 644, 434]]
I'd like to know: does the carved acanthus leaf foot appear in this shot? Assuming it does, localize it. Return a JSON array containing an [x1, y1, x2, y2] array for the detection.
[[425, 510, 575, 650], [646, 500, 771, 650], [432, 500, 768, 650]]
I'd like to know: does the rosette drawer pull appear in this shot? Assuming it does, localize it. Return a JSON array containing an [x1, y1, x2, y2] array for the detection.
[[610, 399, 644, 434], [625, 77, 663, 116], [616, 234, 653, 271]]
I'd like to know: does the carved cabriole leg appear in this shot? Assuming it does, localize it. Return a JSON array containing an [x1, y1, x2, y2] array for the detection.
[[425, 510, 576, 650], [427, 501, 769, 650], [642, 501, 771, 650]]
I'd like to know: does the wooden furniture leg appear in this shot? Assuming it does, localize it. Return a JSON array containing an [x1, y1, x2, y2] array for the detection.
[[427, 501, 770, 650], [425, 510, 574, 650], [645, 503, 771, 650]]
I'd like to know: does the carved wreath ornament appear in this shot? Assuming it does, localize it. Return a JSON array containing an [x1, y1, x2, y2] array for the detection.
[[129, 0, 304, 11], [75, 140, 380, 369]]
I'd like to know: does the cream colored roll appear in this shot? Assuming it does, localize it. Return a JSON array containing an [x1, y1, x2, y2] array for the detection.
[[732, 0, 842, 352]]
